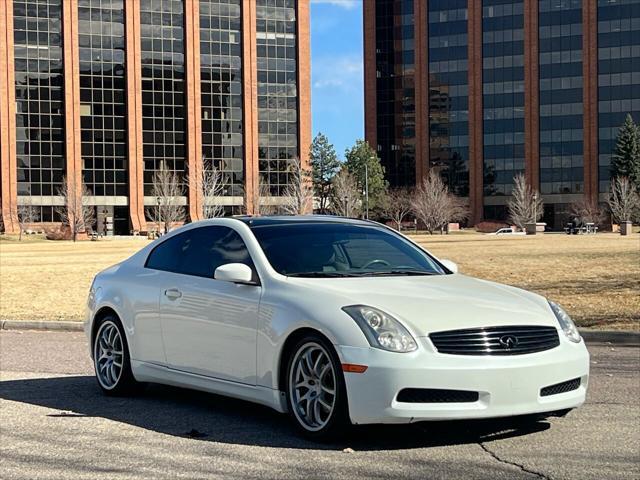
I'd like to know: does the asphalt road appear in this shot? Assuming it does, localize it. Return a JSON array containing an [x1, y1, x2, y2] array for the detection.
[[0, 331, 638, 480]]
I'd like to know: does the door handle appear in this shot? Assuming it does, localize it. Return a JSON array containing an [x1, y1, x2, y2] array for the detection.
[[164, 288, 182, 300]]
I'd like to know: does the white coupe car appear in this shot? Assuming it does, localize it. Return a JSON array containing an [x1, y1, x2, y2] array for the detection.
[[85, 216, 589, 438]]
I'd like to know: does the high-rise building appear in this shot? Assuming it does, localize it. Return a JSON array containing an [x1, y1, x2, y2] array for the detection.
[[0, 0, 310, 235], [364, 0, 640, 228]]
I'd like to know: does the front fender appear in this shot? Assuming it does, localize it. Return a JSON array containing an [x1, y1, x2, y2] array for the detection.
[[256, 288, 369, 390]]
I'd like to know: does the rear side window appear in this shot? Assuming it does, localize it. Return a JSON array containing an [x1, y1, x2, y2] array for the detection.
[[145, 226, 254, 278]]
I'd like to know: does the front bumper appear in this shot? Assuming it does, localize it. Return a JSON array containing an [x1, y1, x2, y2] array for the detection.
[[336, 336, 589, 425]]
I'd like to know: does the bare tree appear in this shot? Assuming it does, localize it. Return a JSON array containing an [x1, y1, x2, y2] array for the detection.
[[330, 168, 361, 217], [146, 169, 185, 235], [568, 198, 605, 227], [608, 176, 640, 224], [380, 187, 413, 231], [507, 173, 543, 231], [17, 199, 40, 241], [256, 176, 277, 216], [411, 171, 468, 234], [191, 160, 226, 219], [56, 177, 95, 242], [281, 157, 313, 215]]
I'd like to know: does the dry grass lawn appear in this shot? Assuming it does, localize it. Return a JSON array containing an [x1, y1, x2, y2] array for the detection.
[[0, 232, 638, 329]]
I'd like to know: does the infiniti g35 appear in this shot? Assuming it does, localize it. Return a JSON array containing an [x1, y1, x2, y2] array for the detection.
[[85, 216, 589, 438]]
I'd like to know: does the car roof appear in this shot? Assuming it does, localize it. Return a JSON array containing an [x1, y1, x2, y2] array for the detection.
[[233, 215, 375, 228]]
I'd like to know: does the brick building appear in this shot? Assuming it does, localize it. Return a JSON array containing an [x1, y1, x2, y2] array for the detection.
[[0, 0, 310, 234], [364, 0, 639, 228]]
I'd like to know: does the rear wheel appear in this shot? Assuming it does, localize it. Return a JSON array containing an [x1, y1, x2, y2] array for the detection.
[[93, 315, 139, 395], [285, 335, 349, 439]]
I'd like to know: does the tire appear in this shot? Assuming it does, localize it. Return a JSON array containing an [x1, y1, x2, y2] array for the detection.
[[93, 315, 140, 396], [285, 334, 349, 440]]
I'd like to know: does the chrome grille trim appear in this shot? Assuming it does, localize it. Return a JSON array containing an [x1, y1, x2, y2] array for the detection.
[[429, 325, 560, 356]]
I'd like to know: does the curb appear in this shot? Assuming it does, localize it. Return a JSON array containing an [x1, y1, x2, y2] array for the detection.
[[1, 321, 638, 344], [1, 320, 84, 332], [579, 329, 639, 346]]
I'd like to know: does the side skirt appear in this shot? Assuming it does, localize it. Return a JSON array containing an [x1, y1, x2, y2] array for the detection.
[[131, 360, 288, 413]]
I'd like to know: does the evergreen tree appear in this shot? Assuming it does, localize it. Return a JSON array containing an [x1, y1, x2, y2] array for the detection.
[[309, 132, 340, 214], [344, 140, 388, 214], [612, 114, 640, 190]]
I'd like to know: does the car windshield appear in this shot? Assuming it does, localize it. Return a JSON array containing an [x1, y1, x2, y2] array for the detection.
[[251, 223, 447, 277]]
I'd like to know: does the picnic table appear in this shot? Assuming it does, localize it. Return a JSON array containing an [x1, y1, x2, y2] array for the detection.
[[564, 222, 598, 235]]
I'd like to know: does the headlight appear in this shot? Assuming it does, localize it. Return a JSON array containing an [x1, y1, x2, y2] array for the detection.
[[548, 300, 581, 343], [342, 305, 417, 353]]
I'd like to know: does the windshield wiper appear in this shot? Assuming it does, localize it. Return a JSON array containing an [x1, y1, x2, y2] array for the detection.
[[286, 272, 360, 278], [353, 270, 439, 277]]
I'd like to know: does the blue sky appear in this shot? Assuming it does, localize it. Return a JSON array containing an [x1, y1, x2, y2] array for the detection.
[[310, 0, 363, 158]]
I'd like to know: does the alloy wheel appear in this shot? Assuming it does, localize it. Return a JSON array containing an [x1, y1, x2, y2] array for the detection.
[[289, 342, 337, 432], [94, 321, 124, 390]]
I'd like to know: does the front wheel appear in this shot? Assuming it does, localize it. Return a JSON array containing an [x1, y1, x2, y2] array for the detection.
[[285, 335, 349, 439], [93, 315, 139, 395]]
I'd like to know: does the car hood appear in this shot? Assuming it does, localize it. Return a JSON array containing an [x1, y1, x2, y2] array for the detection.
[[287, 274, 557, 336]]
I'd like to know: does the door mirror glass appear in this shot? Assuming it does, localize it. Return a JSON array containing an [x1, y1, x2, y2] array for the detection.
[[440, 259, 458, 274], [214, 263, 255, 284]]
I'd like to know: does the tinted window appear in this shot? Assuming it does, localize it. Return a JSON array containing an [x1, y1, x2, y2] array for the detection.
[[146, 226, 253, 278], [251, 223, 446, 277]]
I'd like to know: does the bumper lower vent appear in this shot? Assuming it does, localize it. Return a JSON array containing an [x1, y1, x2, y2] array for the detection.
[[429, 325, 560, 356], [396, 388, 479, 403], [540, 378, 581, 397]]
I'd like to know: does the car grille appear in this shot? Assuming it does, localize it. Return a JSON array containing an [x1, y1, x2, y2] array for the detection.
[[397, 388, 479, 403], [540, 378, 581, 397], [429, 325, 560, 356]]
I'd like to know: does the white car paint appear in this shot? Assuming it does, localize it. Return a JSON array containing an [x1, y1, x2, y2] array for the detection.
[[85, 216, 589, 425]]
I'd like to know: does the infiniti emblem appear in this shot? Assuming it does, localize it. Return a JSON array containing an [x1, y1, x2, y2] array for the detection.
[[499, 335, 519, 349]]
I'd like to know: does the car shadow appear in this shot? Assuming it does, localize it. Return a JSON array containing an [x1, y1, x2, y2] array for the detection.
[[0, 375, 551, 451]]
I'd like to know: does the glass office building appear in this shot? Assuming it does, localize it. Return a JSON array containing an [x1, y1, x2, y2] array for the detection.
[[0, 0, 310, 234], [374, 0, 417, 188], [364, 0, 640, 228]]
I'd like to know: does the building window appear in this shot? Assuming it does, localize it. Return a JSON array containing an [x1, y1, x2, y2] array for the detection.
[[200, 0, 244, 198], [140, 0, 186, 196], [79, 0, 128, 198], [538, 0, 584, 195], [256, 0, 299, 196], [428, 0, 469, 196], [14, 0, 65, 204], [482, 0, 525, 198], [597, 0, 640, 193], [375, 0, 416, 188]]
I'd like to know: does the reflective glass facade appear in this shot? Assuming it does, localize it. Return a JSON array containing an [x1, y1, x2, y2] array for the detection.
[[539, 0, 583, 195], [140, 0, 186, 195], [256, 0, 299, 196], [200, 0, 244, 197], [428, 0, 469, 196], [13, 0, 65, 221], [375, 0, 416, 188], [79, 0, 127, 197], [482, 0, 525, 197], [597, 0, 640, 192]]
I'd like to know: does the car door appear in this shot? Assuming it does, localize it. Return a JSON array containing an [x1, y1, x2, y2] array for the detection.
[[147, 225, 261, 385]]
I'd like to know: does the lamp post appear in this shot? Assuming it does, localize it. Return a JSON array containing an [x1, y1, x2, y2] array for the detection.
[[365, 160, 370, 220]]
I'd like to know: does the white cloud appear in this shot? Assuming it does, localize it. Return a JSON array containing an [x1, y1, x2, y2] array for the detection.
[[311, 0, 360, 9], [312, 55, 363, 93]]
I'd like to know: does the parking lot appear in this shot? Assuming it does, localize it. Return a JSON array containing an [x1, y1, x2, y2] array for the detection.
[[1, 331, 638, 479]]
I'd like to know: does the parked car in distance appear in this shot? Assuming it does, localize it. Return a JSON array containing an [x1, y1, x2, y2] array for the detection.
[[86, 216, 589, 439], [487, 227, 526, 236]]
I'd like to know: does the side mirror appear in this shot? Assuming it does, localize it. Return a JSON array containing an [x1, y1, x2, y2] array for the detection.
[[440, 259, 458, 274], [214, 263, 255, 285]]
